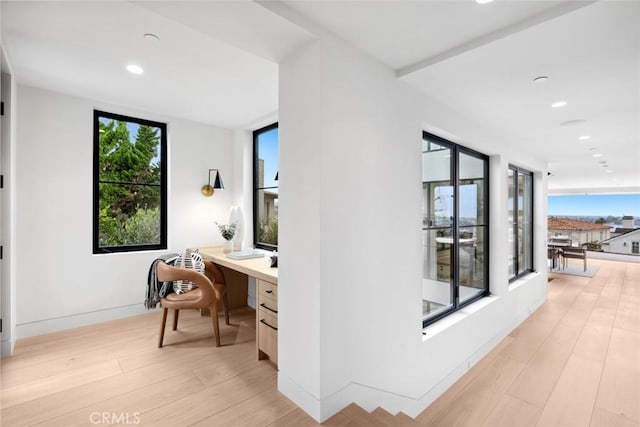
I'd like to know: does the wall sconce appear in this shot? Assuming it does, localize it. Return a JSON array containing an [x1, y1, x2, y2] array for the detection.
[[201, 169, 224, 197]]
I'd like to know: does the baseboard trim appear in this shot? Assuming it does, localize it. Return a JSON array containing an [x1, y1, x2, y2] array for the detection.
[[16, 304, 154, 339], [1, 338, 16, 357], [278, 372, 322, 422], [277, 297, 547, 422]]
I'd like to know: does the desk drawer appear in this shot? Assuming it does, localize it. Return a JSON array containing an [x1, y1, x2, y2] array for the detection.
[[258, 309, 278, 330], [258, 280, 278, 307], [258, 313, 278, 364]]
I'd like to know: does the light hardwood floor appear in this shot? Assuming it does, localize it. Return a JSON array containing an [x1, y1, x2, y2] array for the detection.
[[1, 258, 638, 426]]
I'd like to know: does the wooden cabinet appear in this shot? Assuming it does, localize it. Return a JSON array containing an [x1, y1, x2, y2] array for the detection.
[[256, 279, 278, 364]]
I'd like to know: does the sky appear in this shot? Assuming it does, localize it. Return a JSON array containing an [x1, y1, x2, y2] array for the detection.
[[548, 194, 640, 217], [258, 127, 279, 190]]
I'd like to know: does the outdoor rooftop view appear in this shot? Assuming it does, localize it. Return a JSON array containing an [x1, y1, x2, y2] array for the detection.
[[548, 193, 640, 256]]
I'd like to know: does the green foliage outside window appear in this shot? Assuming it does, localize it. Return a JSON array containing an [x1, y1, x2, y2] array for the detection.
[[96, 115, 163, 249], [259, 217, 278, 246]]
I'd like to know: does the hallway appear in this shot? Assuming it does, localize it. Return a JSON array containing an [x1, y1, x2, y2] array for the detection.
[[414, 258, 640, 427]]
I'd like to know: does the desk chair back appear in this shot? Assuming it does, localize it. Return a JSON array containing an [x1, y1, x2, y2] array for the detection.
[[156, 260, 229, 347]]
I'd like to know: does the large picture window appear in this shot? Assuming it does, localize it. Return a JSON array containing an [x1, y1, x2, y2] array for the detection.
[[253, 123, 278, 250], [93, 110, 167, 254], [422, 132, 489, 327], [508, 165, 533, 281]]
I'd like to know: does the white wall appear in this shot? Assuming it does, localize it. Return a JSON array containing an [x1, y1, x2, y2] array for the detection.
[[1, 44, 18, 356], [279, 35, 548, 421], [14, 85, 237, 338]]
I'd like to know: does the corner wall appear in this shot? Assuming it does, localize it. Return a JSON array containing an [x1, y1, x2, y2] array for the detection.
[[278, 35, 548, 421], [14, 85, 238, 338]]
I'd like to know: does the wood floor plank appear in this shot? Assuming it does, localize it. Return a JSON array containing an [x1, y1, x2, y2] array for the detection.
[[1, 349, 216, 426], [419, 356, 525, 427], [191, 387, 298, 427], [268, 408, 321, 427], [1, 359, 123, 408], [535, 355, 603, 427], [590, 407, 640, 427], [507, 322, 582, 408], [137, 363, 276, 426], [480, 394, 541, 427], [415, 335, 515, 425], [594, 327, 640, 423], [33, 372, 205, 427], [572, 308, 616, 363]]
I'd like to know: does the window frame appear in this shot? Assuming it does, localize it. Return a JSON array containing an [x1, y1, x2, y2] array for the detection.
[[508, 164, 534, 282], [253, 122, 279, 251], [92, 110, 168, 254], [422, 131, 490, 328]]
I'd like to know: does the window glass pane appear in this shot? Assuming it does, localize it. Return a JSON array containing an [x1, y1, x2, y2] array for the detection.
[[459, 153, 486, 226], [516, 171, 534, 275], [257, 188, 278, 246], [423, 229, 454, 318], [423, 182, 453, 228], [254, 124, 279, 249], [507, 168, 516, 277], [257, 127, 279, 189], [422, 144, 453, 227], [459, 226, 486, 303], [98, 183, 161, 247], [94, 111, 165, 253]]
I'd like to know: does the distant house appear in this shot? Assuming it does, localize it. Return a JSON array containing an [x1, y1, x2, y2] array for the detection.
[[601, 229, 640, 255], [611, 215, 637, 237], [548, 217, 611, 246]]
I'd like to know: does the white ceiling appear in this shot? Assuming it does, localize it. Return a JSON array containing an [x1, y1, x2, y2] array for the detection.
[[2, 0, 638, 193]]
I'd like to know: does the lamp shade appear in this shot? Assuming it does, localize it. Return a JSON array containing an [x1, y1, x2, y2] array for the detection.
[[201, 169, 224, 197]]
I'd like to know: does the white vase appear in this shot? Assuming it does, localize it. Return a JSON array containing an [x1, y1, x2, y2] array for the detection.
[[225, 239, 234, 253]]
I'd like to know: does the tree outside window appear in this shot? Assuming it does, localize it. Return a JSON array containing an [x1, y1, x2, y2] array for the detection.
[[93, 110, 167, 253]]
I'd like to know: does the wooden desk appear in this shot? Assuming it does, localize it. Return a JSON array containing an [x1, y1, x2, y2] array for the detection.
[[199, 247, 278, 365]]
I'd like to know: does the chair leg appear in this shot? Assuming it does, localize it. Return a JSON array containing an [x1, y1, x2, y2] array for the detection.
[[158, 307, 168, 348], [211, 303, 221, 347], [172, 309, 179, 331], [223, 292, 230, 325]]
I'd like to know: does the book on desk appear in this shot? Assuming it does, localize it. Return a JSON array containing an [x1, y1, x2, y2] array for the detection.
[[226, 250, 265, 260]]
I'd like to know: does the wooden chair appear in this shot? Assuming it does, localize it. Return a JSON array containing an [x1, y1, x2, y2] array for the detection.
[[156, 260, 229, 347]]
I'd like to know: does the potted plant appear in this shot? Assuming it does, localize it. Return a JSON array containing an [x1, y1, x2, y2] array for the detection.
[[216, 221, 238, 252]]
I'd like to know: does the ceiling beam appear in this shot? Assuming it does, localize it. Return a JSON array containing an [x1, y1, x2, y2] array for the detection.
[[397, 1, 597, 78]]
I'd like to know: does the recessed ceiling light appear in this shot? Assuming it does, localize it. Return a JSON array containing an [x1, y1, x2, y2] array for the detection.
[[593, 153, 603, 158], [476, 0, 494, 4], [144, 33, 159, 41], [126, 64, 144, 75], [551, 101, 567, 108], [578, 135, 590, 140], [606, 170, 613, 173], [533, 76, 549, 83], [560, 119, 586, 127]]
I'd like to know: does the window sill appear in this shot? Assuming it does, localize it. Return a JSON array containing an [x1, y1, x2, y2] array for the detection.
[[508, 271, 541, 291], [422, 295, 498, 342]]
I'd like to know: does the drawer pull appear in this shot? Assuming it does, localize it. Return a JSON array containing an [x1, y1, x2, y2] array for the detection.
[[260, 318, 278, 331], [260, 303, 278, 314], [265, 290, 273, 294]]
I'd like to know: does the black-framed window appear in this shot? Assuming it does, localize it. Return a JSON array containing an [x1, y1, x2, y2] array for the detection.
[[253, 123, 278, 250], [422, 132, 490, 327], [93, 110, 167, 254], [508, 165, 533, 281]]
